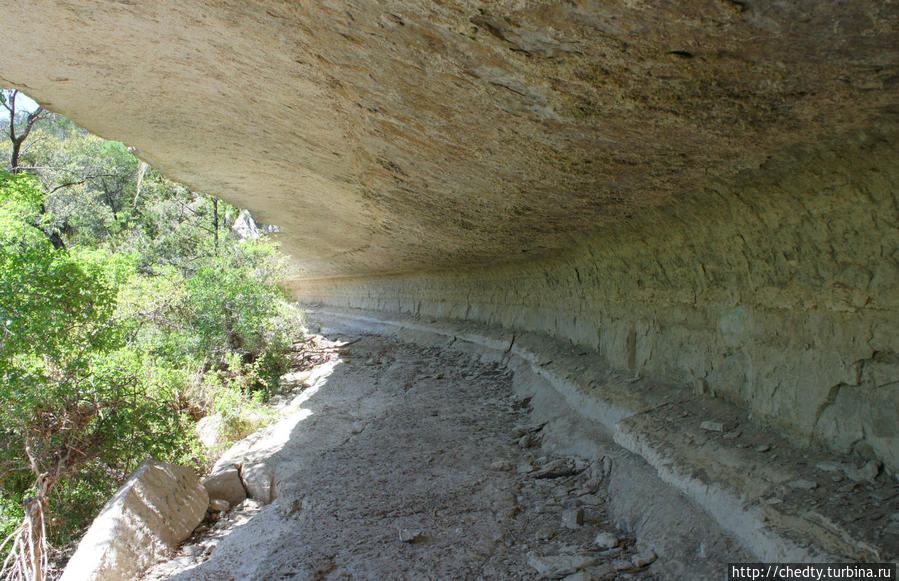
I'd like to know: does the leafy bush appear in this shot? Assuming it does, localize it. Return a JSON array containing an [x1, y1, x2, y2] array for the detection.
[[0, 107, 306, 577]]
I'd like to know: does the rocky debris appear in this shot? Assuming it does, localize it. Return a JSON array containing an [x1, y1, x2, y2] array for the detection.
[[700, 419, 735, 433], [489, 459, 515, 471], [203, 463, 247, 506], [137, 332, 666, 579], [527, 552, 598, 579], [209, 498, 230, 513], [633, 550, 658, 567], [593, 532, 619, 549], [533, 458, 585, 479], [787, 479, 819, 490], [397, 528, 425, 543], [612, 558, 635, 571], [519, 432, 540, 449], [278, 369, 312, 389], [60, 459, 208, 581], [142, 499, 265, 581], [816, 460, 883, 483], [562, 508, 584, 530]]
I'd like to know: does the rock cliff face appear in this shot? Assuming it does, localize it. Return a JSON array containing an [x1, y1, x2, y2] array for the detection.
[[1, 1, 896, 469], [290, 129, 899, 472]]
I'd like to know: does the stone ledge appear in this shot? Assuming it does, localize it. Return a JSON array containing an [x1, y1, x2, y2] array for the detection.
[[312, 306, 898, 562]]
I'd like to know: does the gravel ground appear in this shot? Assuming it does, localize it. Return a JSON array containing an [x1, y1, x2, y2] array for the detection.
[[143, 330, 659, 580]]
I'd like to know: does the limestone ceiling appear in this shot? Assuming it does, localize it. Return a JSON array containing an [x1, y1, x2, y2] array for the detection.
[[1, 1, 897, 276]]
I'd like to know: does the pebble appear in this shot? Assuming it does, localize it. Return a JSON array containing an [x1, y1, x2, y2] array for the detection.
[[633, 550, 658, 567], [489, 460, 514, 471], [700, 420, 735, 432], [817, 460, 880, 482], [562, 508, 584, 529], [398, 528, 424, 543], [612, 558, 634, 571], [593, 532, 619, 549], [209, 498, 230, 512], [787, 479, 819, 490], [527, 553, 598, 578], [755, 444, 771, 453]]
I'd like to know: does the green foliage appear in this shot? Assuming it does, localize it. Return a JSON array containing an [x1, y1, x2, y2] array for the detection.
[[0, 101, 304, 561]]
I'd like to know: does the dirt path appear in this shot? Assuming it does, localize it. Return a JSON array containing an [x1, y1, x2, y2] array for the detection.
[[144, 328, 658, 580]]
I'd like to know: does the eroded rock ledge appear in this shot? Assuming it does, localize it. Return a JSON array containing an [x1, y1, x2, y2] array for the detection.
[[292, 127, 899, 475], [313, 308, 898, 563]]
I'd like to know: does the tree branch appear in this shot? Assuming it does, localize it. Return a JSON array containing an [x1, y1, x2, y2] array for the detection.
[[47, 173, 116, 194]]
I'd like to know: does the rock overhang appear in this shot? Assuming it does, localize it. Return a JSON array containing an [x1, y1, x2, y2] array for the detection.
[[0, 0, 896, 278]]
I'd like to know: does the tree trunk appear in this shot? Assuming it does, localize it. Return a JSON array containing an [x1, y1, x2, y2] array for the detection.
[[10, 138, 22, 174], [23, 498, 47, 581], [213, 198, 219, 254], [131, 161, 148, 211]]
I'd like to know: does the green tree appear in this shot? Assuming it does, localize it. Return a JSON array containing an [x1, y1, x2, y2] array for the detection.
[[0, 171, 189, 580], [0, 90, 45, 174], [0, 92, 304, 580]]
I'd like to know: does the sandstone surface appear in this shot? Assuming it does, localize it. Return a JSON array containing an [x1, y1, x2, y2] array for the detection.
[[59, 459, 208, 581]]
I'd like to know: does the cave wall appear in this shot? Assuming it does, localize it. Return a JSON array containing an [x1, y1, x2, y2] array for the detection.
[[291, 127, 899, 473]]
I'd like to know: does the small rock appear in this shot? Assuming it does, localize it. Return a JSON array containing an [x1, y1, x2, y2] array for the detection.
[[517, 462, 535, 474], [722, 430, 742, 439], [612, 558, 634, 572], [755, 444, 771, 453], [536, 527, 557, 541], [527, 553, 598, 579], [518, 433, 538, 449], [536, 503, 562, 514], [700, 420, 735, 432], [562, 508, 584, 529], [816, 461, 842, 473], [593, 532, 619, 549], [633, 550, 657, 567], [845, 460, 881, 482], [767, 497, 784, 505], [787, 479, 818, 490], [533, 458, 582, 479], [398, 528, 424, 543], [209, 498, 230, 512], [489, 460, 514, 471], [817, 459, 880, 482], [204, 464, 247, 506]]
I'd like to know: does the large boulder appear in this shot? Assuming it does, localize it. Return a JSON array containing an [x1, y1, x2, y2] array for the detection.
[[60, 459, 208, 581]]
